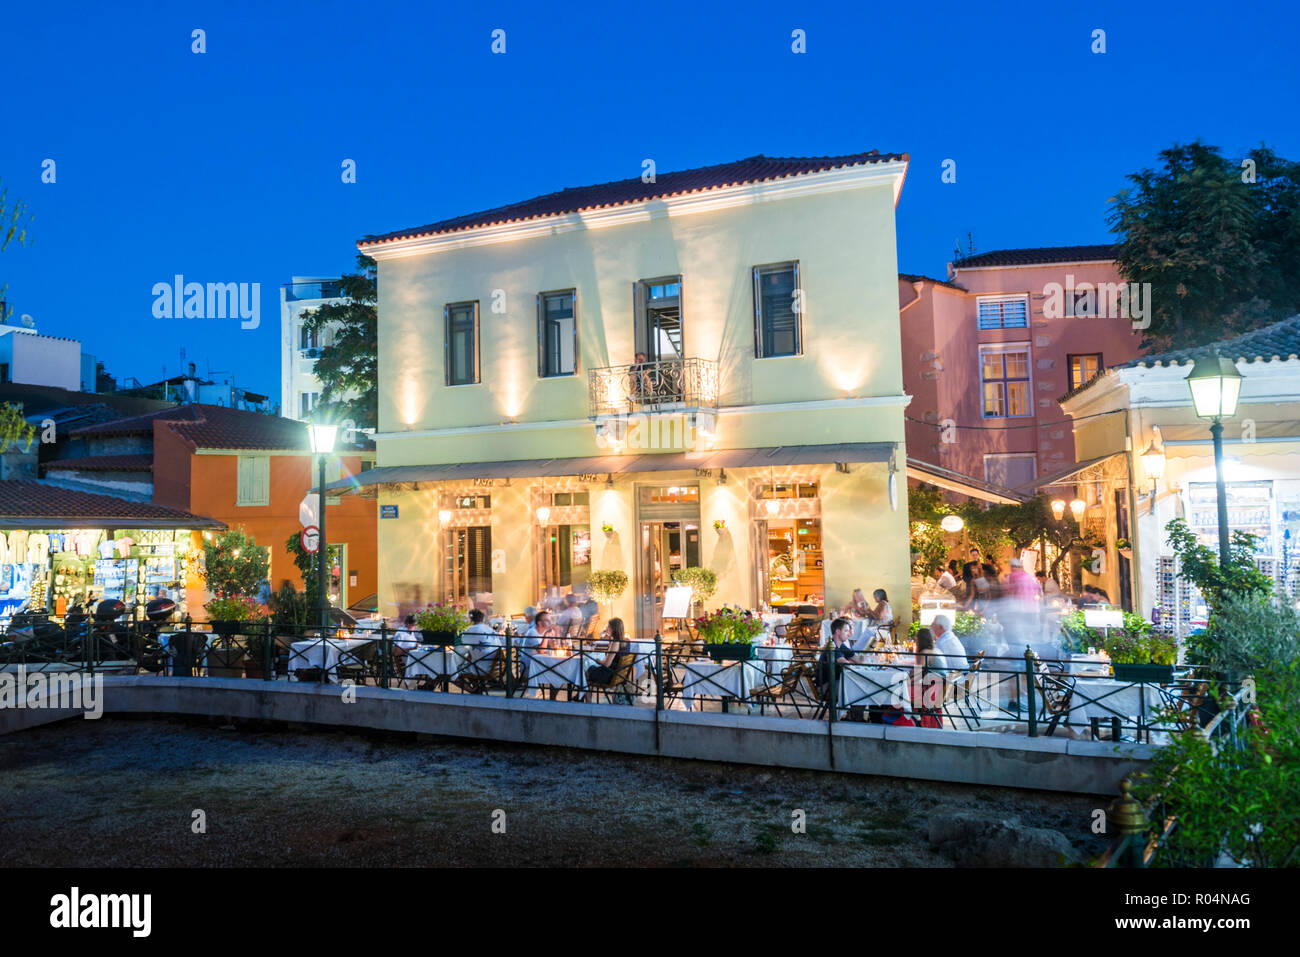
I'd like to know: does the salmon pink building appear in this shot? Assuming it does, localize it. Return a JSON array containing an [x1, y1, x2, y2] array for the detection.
[[900, 245, 1146, 493]]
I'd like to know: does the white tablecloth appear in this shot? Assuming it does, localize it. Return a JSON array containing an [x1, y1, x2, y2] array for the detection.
[[752, 641, 794, 678], [838, 665, 911, 708], [677, 659, 768, 707], [288, 637, 374, 676], [519, 650, 589, 689], [403, 644, 494, 680], [1069, 679, 1169, 726]]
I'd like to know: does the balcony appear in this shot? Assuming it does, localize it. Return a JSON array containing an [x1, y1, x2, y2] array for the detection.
[[587, 357, 719, 418]]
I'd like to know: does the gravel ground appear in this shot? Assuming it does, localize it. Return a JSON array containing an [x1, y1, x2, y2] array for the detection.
[[0, 716, 1107, 867]]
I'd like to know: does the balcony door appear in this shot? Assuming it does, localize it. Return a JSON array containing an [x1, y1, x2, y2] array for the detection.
[[634, 277, 683, 363]]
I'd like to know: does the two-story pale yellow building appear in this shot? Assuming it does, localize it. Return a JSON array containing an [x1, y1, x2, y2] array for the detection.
[[347, 152, 913, 635]]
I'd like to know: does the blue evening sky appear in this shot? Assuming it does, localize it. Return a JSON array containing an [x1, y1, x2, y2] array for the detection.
[[2, 0, 1296, 401]]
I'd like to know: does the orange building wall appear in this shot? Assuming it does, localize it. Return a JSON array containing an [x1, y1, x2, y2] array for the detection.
[[150, 427, 377, 607]]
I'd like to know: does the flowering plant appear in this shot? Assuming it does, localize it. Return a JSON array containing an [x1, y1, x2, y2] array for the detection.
[[695, 606, 764, 645], [601, 522, 614, 534], [205, 595, 267, 622], [415, 603, 470, 634], [713, 519, 726, 531]]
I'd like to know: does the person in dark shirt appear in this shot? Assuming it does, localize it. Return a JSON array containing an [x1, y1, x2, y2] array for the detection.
[[817, 617, 865, 693]]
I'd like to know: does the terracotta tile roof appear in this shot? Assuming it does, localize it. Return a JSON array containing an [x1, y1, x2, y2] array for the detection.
[[1058, 313, 1300, 403], [360, 151, 907, 247], [899, 273, 965, 291], [0, 480, 224, 528], [44, 454, 154, 473], [951, 244, 1118, 269], [1123, 313, 1300, 368], [69, 404, 374, 452]]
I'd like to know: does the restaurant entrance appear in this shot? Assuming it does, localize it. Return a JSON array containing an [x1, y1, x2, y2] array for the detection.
[[634, 484, 700, 637]]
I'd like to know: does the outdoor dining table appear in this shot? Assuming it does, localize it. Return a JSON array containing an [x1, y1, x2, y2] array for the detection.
[[403, 644, 494, 684], [518, 649, 591, 691], [288, 636, 375, 679], [1067, 677, 1173, 740], [837, 663, 912, 709], [676, 658, 769, 710]]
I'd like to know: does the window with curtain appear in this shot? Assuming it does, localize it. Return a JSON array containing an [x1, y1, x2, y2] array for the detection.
[[980, 347, 1032, 417]]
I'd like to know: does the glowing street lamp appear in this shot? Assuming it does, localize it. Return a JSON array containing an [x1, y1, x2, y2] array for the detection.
[[307, 420, 338, 635], [1186, 352, 1244, 567], [1050, 499, 1067, 521], [1069, 499, 1086, 522]]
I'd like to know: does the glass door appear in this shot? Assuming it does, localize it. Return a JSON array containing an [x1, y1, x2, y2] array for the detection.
[[636, 520, 700, 636]]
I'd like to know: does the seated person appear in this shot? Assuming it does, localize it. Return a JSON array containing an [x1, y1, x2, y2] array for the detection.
[[459, 609, 501, 647], [584, 618, 636, 703], [865, 588, 894, 635], [525, 610, 561, 650], [557, 593, 586, 638], [930, 614, 969, 671], [850, 588, 871, 617], [935, 560, 960, 594], [816, 617, 867, 692]]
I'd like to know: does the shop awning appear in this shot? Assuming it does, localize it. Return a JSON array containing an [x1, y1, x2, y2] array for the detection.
[[1017, 453, 1125, 493], [0, 480, 226, 530], [906, 458, 1028, 505], [325, 442, 895, 492]]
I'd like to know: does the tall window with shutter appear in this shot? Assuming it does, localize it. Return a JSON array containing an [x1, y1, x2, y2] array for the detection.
[[537, 289, 577, 377], [445, 301, 480, 386], [236, 455, 270, 506], [753, 262, 801, 358]]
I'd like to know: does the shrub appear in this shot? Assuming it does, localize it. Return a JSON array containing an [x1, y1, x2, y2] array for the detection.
[[415, 604, 470, 635], [588, 569, 629, 602], [1135, 659, 1300, 867], [204, 595, 266, 622], [695, 607, 764, 644], [201, 528, 269, 599], [672, 566, 718, 603], [1197, 591, 1300, 680], [268, 583, 314, 633]]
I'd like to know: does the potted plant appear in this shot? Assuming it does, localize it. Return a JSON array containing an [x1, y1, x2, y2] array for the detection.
[[1059, 609, 1100, 653], [204, 595, 260, 676], [1105, 614, 1175, 682], [588, 569, 629, 604], [415, 604, 469, 645], [712, 519, 726, 532], [600, 522, 615, 538], [696, 606, 763, 661], [1115, 537, 1133, 560], [242, 608, 274, 678], [672, 566, 718, 618]]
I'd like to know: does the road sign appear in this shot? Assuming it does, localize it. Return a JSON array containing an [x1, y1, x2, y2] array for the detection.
[[301, 525, 320, 553], [380, 505, 399, 519], [299, 493, 320, 528]]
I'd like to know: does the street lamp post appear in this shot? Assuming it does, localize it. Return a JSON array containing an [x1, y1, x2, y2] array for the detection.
[[1185, 352, 1243, 568], [308, 422, 338, 636]]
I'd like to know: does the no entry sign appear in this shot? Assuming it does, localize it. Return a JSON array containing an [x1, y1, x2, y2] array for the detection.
[[301, 525, 320, 553]]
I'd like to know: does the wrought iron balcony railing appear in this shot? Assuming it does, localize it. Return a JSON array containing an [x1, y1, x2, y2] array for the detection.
[[588, 357, 719, 418]]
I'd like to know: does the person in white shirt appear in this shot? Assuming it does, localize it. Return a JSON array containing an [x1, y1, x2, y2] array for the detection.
[[460, 609, 501, 647], [557, 593, 585, 638], [935, 560, 959, 593], [930, 614, 969, 671]]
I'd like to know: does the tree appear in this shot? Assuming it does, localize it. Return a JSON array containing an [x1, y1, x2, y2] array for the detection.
[[0, 177, 33, 317], [1107, 141, 1300, 349], [284, 529, 340, 585], [0, 402, 36, 450], [299, 254, 377, 429], [201, 528, 270, 599]]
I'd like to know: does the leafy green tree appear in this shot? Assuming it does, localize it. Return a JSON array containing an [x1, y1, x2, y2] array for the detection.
[[0, 402, 37, 449], [201, 528, 270, 599], [1, 178, 33, 316], [1108, 141, 1300, 348], [298, 254, 377, 429], [284, 529, 340, 584]]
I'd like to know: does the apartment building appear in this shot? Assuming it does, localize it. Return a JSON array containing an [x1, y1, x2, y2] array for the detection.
[[344, 152, 914, 630], [280, 277, 346, 421]]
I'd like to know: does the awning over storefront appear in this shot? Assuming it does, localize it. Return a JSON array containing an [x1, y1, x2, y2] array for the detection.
[[1156, 421, 1300, 453], [1017, 453, 1125, 493], [0, 480, 226, 530], [326, 442, 896, 492], [905, 458, 1028, 505]]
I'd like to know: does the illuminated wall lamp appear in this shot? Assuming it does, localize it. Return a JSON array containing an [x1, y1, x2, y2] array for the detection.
[[1069, 499, 1086, 521], [438, 508, 452, 524], [536, 506, 551, 524], [1050, 499, 1066, 521]]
